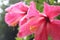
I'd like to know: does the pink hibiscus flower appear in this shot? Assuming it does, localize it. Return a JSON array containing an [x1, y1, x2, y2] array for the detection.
[[5, 2, 28, 27], [17, 1, 60, 40]]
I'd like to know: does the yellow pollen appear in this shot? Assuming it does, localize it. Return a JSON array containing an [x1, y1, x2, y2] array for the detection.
[[30, 26, 37, 32]]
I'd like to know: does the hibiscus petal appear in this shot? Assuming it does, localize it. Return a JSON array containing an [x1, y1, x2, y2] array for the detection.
[[19, 15, 28, 26], [5, 2, 28, 13], [5, 12, 25, 26], [27, 1, 40, 19], [49, 20, 60, 40], [35, 22, 48, 40], [44, 2, 60, 19], [17, 17, 44, 38]]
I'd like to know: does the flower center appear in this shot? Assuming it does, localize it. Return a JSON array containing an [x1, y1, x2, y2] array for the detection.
[[30, 26, 37, 32], [11, 22, 17, 27], [44, 17, 50, 23]]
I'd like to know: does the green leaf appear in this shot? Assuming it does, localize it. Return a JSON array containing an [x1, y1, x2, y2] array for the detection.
[[48, 36, 52, 40], [49, 0, 54, 4], [16, 37, 24, 40], [35, 0, 44, 12], [24, 0, 32, 5], [26, 34, 34, 40]]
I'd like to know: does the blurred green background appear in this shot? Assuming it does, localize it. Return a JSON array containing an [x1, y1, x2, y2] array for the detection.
[[0, 0, 60, 40]]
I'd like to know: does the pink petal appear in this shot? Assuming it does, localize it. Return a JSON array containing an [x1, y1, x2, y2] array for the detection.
[[5, 2, 28, 14], [5, 12, 25, 26], [35, 22, 48, 40], [49, 20, 60, 40], [17, 17, 44, 38], [27, 1, 40, 19], [44, 2, 60, 19], [19, 15, 28, 26]]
